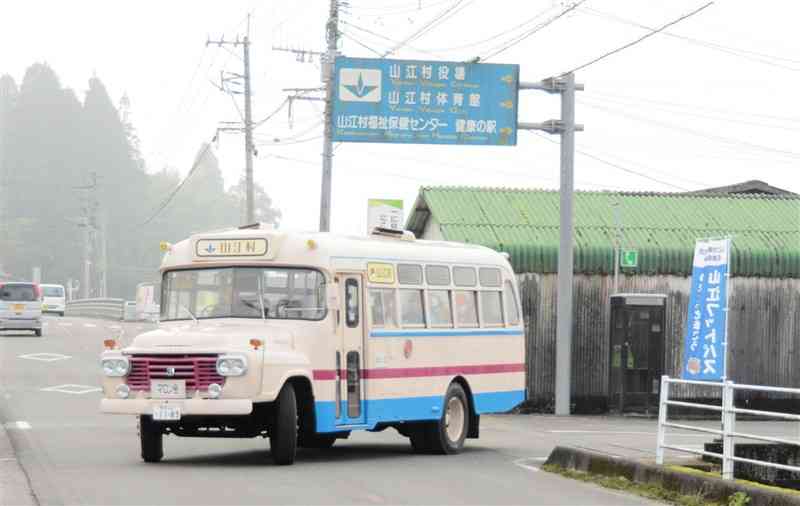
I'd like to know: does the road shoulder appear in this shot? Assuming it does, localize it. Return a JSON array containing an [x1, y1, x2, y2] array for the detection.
[[0, 422, 37, 506]]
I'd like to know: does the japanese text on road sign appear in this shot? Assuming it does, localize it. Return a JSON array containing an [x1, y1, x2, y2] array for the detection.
[[332, 57, 519, 146]]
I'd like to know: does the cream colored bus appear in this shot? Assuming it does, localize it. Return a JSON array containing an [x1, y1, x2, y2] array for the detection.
[[100, 225, 525, 465]]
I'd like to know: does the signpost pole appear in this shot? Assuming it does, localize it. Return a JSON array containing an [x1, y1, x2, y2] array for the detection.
[[555, 72, 576, 416]]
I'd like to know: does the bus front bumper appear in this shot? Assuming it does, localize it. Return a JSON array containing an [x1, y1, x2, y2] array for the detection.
[[101, 398, 253, 416]]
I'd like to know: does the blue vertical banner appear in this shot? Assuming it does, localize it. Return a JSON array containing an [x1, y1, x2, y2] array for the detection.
[[331, 56, 519, 146], [682, 238, 732, 381]]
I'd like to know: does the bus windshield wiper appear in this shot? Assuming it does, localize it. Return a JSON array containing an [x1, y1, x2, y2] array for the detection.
[[179, 304, 198, 324]]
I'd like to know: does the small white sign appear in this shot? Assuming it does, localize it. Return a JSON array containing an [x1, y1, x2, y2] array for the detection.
[[367, 199, 403, 234]]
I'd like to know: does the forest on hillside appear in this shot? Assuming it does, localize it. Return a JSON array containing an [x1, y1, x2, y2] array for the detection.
[[0, 63, 280, 298]]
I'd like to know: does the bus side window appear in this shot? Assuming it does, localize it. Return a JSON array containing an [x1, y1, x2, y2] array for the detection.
[[345, 279, 359, 328], [368, 288, 398, 328], [454, 290, 478, 328], [503, 280, 521, 326], [480, 291, 503, 327], [427, 290, 453, 327], [399, 289, 425, 327]]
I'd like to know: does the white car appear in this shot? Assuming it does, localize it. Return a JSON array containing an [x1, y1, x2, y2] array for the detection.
[[0, 282, 43, 336], [40, 284, 66, 316]]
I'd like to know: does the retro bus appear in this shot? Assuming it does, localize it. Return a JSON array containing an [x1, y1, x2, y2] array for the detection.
[[100, 225, 525, 465]]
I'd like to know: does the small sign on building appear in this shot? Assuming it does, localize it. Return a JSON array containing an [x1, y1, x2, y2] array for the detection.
[[367, 199, 403, 234], [620, 250, 638, 268]]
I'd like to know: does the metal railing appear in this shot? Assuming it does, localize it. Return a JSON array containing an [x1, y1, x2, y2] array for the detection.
[[65, 298, 125, 321], [656, 375, 800, 480]]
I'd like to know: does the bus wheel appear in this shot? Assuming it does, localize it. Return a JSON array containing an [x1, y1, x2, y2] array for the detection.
[[139, 415, 163, 463], [269, 383, 297, 465], [298, 434, 337, 449], [409, 427, 432, 454], [429, 382, 469, 455]]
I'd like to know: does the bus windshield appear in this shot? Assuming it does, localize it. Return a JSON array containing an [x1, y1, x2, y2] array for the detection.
[[161, 267, 326, 321]]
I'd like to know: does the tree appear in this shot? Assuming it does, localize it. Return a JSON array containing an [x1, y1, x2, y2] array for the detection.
[[228, 177, 282, 227]]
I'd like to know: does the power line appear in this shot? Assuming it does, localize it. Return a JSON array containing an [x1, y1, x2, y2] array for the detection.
[[581, 6, 800, 71], [530, 131, 692, 191], [426, 4, 556, 52], [138, 137, 216, 228], [562, 1, 715, 75], [339, 19, 447, 58], [580, 98, 800, 160], [381, 0, 470, 57], [480, 1, 586, 62], [252, 98, 290, 128], [340, 31, 385, 56], [583, 92, 800, 132]]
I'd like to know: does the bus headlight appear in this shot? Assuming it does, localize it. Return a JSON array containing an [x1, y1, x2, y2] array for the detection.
[[216, 355, 247, 376], [102, 357, 130, 377]]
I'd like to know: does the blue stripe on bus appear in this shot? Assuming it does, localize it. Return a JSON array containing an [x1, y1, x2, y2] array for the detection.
[[314, 389, 525, 433], [369, 329, 523, 338]]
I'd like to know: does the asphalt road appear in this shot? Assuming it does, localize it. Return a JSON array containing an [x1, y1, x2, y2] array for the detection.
[[0, 316, 670, 505]]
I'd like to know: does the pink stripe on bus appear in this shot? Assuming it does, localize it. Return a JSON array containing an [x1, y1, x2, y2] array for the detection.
[[312, 363, 524, 381]]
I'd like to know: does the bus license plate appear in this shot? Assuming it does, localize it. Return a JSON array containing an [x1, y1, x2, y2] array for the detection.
[[150, 380, 186, 399], [152, 404, 181, 421]]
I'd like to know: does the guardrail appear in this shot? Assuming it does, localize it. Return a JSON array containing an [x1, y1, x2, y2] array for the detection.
[[656, 375, 800, 480], [65, 298, 125, 321]]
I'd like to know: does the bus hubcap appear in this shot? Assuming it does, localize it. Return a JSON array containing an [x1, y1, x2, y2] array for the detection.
[[445, 396, 465, 442]]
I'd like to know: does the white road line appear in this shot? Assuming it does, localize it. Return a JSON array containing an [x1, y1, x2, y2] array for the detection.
[[548, 430, 655, 434], [513, 457, 546, 472], [4, 421, 31, 430], [58, 322, 73, 326], [83, 323, 97, 328], [41, 384, 102, 395], [18, 353, 71, 362]]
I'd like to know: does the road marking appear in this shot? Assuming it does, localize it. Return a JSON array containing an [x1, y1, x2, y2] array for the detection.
[[41, 384, 102, 395], [83, 323, 97, 328], [548, 430, 655, 434], [4, 421, 31, 430], [58, 322, 73, 327], [513, 457, 546, 472], [18, 353, 71, 362]]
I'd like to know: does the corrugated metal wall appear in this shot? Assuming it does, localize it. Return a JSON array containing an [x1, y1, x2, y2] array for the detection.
[[518, 273, 800, 412]]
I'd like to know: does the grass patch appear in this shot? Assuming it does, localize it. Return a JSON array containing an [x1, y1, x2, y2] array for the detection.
[[543, 464, 751, 506], [668, 465, 800, 498]]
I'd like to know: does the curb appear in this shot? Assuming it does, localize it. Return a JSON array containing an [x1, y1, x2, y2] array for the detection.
[[545, 445, 800, 506], [0, 422, 37, 506]]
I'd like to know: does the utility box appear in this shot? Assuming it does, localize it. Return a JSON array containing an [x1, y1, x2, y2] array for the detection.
[[608, 293, 667, 414]]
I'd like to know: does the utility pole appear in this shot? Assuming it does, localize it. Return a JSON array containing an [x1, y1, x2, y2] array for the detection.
[[208, 16, 255, 225], [320, 0, 339, 232], [74, 172, 98, 299], [519, 73, 584, 416]]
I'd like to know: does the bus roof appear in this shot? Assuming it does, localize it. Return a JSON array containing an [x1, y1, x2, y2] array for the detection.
[[160, 226, 512, 274]]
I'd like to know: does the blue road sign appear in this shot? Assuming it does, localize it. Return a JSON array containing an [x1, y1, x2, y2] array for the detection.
[[682, 238, 732, 381], [332, 57, 519, 146]]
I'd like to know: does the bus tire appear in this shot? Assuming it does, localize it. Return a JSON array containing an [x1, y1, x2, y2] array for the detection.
[[139, 415, 163, 463], [270, 383, 297, 465], [298, 434, 337, 449], [34, 329, 42, 337], [428, 382, 469, 455]]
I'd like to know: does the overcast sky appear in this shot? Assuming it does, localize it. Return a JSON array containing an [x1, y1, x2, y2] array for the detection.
[[3, 0, 799, 235]]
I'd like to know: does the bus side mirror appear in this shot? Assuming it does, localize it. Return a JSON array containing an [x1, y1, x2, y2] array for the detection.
[[326, 283, 340, 309]]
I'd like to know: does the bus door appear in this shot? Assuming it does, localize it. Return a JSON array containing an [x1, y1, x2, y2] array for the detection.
[[337, 273, 366, 426]]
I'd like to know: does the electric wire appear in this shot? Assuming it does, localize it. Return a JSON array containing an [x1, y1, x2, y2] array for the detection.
[[562, 1, 715, 75], [381, 0, 470, 57], [340, 19, 447, 58], [579, 98, 800, 161], [581, 6, 800, 71], [425, 4, 557, 52], [479, 1, 586, 62], [530, 132, 692, 191], [138, 137, 216, 228], [340, 31, 385, 56]]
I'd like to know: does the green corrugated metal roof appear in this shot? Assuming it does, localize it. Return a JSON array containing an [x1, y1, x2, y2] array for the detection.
[[407, 186, 800, 278]]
